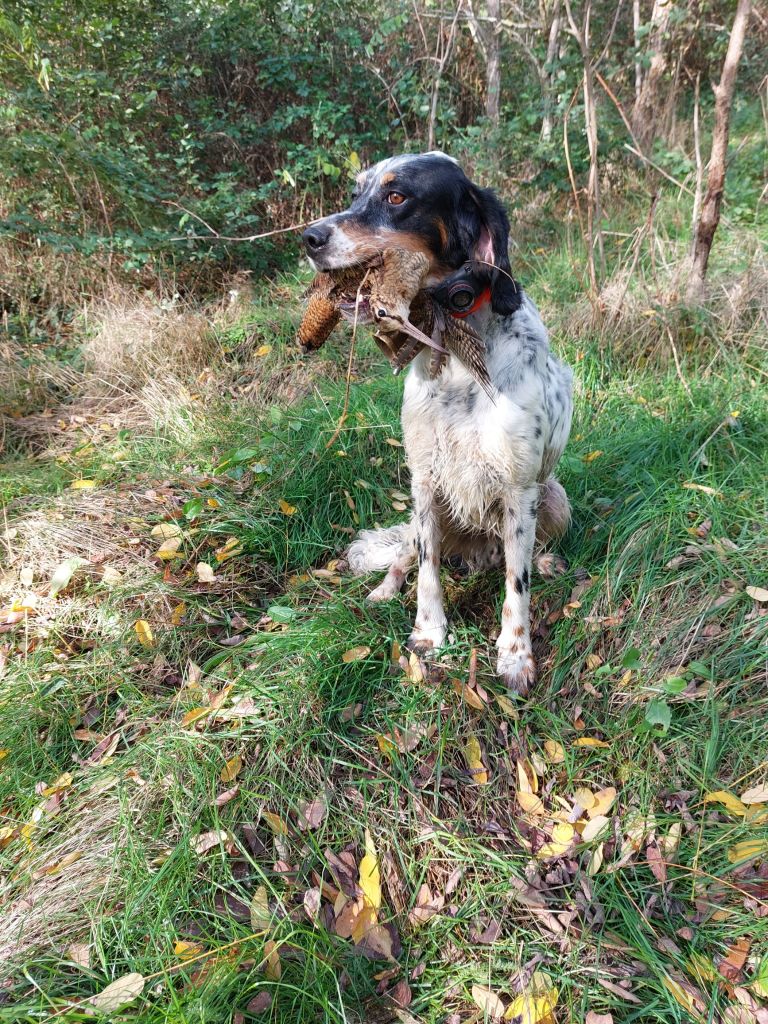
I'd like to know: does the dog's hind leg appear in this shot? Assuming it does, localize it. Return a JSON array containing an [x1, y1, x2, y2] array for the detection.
[[347, 520, 416, 601], [496, 484, 538, 695]]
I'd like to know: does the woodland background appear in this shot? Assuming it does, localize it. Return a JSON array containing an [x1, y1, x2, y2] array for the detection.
[[1, 3, 767, 1024]]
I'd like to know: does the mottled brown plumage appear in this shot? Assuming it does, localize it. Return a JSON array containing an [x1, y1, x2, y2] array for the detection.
[[296, 247, 492, 394]]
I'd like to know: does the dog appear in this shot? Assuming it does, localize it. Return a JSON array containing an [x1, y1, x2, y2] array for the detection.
[[302, 152, 573, 694]]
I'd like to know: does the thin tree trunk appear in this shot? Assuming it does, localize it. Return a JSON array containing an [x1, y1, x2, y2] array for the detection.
[[687, 0, 751, 300], [633, 0, 642, 105], [540, 0, 562, 142], [631, 0, 675, 149], [485, 0, 502, 124], [427, 3, 463, 151]]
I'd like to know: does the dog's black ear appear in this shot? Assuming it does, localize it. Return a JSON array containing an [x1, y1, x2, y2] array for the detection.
[[468, 185, 522, 315]]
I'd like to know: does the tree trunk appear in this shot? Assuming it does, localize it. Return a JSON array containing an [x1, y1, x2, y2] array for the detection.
[[632, 0, 642, 106], [540, 0, 562, 142], [485, 0, 502, 124], [631, 0, 675, 150], [687, 0, 751, 300]]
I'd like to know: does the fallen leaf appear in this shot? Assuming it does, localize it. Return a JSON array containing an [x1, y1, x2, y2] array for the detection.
[[215, 537, 243, 562], [589, 787, 617, 818], [544, 739, 565, 763], [741, 783, 768, 805], [297, 796, 327, 831], [181, 706, 211, 727], [174, 940, 204, 959], [751, 957, 768, 998], [465, 734, 488, 785], [193, 830, 231, 856], [574, 737, 610, 748], [646, 842, 667, 883], [151, 522, 182, 540], [453, 677, 487, 710], [262, 811, 289, 835], [220, 755, 242, 782], [585, 1014, 614, 1024], [582, 815, 610, 842], [342, 645, 371, 663], [70, 479, 97, 490], [472, 984, 506, 1020], [597, 978, 641, 1003], [719, 937, 750, 983], [250, 886, 271, 931], [134, 619, 155, 648], [262, 939, 281, 980], [255, 344, 272, 357], [728, 839, 768, 864], [745, 586, 768, 603], [409, 882, 445, 926], [583, 450, 603, 462], [496, 694, 520, 717], [359, 830, 381, 910], [214, 785, 239, 807], [505, 975, 559, 1022], [704, 790, 748, 816], [49, 557, 88, 597], [385, 437, 403, 447], [518, 791, 546, 816], [278, 499, 297, 516], [89, 973, 145, 1013], [682, 482, 723, 497], [247, 991, 272, 1013], [196, 562, 216, 583], [171, 602, 186, 625], [67, 942, 91, 969], [662, 974, 705, 1017]]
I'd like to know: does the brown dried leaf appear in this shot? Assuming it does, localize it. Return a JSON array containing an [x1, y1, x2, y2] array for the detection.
[[297, 796, 327, 831], [472, 984, 506, 1020]]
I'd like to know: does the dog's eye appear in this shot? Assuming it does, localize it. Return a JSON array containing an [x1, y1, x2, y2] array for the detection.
[[386, 191, 407, 206]]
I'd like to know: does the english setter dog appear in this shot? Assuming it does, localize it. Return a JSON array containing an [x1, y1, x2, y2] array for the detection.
[[302, 153, 573, 695]]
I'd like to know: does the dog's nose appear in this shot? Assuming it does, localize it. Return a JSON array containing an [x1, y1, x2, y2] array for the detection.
[[303, 223, 332, 253]]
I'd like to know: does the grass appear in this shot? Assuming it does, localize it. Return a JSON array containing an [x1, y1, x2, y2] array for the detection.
[[0, 227, 767, 1024]]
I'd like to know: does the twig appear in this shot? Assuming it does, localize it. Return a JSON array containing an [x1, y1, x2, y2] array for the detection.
[[164, 200, 307, 243], [324, 270, 372, 451]]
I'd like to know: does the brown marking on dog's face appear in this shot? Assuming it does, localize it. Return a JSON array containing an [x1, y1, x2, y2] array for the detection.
[[381, 171, 396, 185]]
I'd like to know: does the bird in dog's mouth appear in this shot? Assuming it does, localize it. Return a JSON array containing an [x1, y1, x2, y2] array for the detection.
[[296, 247, 494, 394]]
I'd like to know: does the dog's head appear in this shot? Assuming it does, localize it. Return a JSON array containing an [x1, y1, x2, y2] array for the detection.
[[302, 152, 520, 315]]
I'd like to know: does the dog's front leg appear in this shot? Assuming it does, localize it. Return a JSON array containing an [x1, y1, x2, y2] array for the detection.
[[496, 485, 538, 695], [406, 475, 447, 653]]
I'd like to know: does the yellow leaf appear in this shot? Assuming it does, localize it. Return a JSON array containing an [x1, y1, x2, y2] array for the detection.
[[583, 450, 603, 462], [215, 537, 243, 562], [452, 678, 487, 710], [589, 786, 618, 818], [376, 733, 396, 759], [552, 823, 575, 846], [342, 645, 371, 663], [156, 536, 182, 560], [0, 749, 8, 762], [207, 497, 219, 508], [359, 830, 381, 910], [574, 737, 610, 748], [89, 973, 145, 1013], [171, 602, 186, 626], [220, 755, 242, 782], [151, 522, 182, 540], [504, 987, 559, 1022], [385, 437, 403, 447], [496, 693, 520, 717], [70, 479, 97, 490], [181, 706, 211, 727], [134, 619, 155, 648], [727, 839, 768, 864], [262, 811, 288, 835], [544, 739, 565, 763], [278, 499, 297, 516], [350, 903, 378, 945], [703, 790, 747, 816], [752, 956, 768, 998], [661, 975, 698, 1016], [518, 791, 546, 816], [255, 344, 272, 358], [174, 940, 203, 959], [465, 734, 488, 785]]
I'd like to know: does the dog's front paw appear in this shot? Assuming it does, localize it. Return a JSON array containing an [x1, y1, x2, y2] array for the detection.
[[496, 644, 536, 696], [406, 622, 447, 656]]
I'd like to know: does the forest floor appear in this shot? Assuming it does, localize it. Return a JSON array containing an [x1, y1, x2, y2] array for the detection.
[[1, 219, 767, 1024]]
